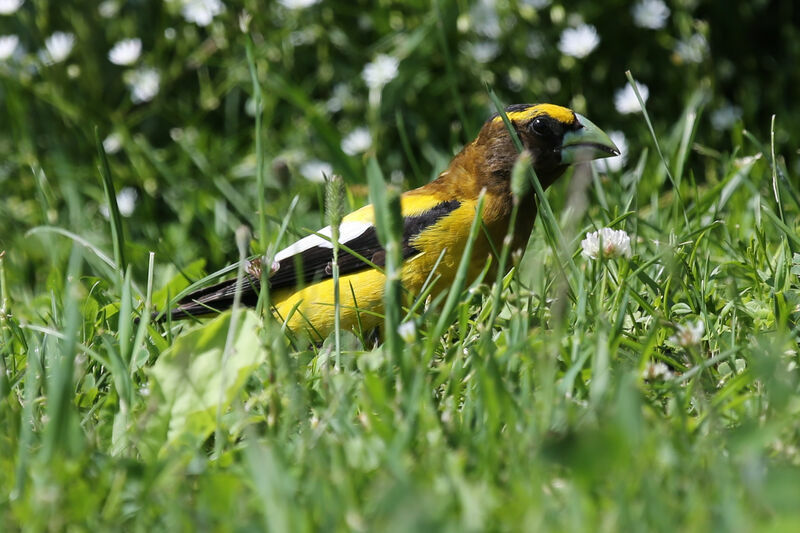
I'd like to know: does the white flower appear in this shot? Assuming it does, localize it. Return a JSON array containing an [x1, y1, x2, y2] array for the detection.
[[581, 227, 632, 260], [326, 83, 350, 113], [642, 361, 673, 380], [710, 105, 742, 131], [675, 34, 707, 64], [103, 133, 122, 154], [288, 29, 315, 46], [108, 38, 141, 66], [614, 82, 649, 114], [362, 54, 399, 90], [124, 67, 160, 103], [100, 187, 138, 219], [244, 97, 259, 116], [397, 321, 416, 343], [465, 41, 500, 63], [669, 320, 704, 347], [299, 160, 332, 183], [0, 0, 23, 15], [521, 0, 550, 9], [116, 187, 138, 216], [632, 0, 670, 30], [98, 0, 119, 18], [341, 127, 372, 156], [43, 31, 75, 64], [238, 10, 252, 33], [594, 131, 627, 173], [0, 34, 18, 60], [470, 0, 501, 39], [557, 24, 599, 58], [180, 0, 225, 27], [525, 33, 545, 58], [278, 0, 320, 9]]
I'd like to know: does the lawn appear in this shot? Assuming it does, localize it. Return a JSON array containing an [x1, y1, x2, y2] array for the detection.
[[2, 1, 800, 531]]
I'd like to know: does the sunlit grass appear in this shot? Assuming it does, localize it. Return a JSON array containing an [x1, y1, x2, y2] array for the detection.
[[3, 1, 800, 530], [3, 95, 800, 529]]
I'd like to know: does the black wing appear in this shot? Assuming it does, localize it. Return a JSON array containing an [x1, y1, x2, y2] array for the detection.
[[160, 199, 460, 321]]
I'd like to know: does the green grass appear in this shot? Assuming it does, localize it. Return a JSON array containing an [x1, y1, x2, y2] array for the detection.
[[3, 97, 800, 530], [3, 2, 800, 531]]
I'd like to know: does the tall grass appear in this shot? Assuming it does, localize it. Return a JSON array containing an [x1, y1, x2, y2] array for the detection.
[[3, 95, 800, 530], [2, 2, 800, 530]]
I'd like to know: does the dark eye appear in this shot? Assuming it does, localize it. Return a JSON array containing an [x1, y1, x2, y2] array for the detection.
[[530, 117, 550, 136]]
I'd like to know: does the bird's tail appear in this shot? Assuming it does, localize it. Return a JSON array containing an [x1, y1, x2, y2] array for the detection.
[[155, 274, 262, 322]]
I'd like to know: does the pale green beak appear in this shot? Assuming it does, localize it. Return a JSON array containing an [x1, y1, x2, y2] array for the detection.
[[560, 113, 620, 164]]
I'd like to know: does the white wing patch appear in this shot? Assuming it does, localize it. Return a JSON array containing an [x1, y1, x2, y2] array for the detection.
[[274, 221, 374, 262]]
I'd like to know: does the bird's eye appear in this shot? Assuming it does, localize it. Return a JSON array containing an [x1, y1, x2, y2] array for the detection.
[[530, 117, 549, 136]]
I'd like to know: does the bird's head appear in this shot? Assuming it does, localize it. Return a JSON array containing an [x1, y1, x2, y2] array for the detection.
[[465, 103, 619, 192]]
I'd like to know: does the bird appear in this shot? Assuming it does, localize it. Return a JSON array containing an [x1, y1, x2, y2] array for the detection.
[[159, 103, 619, 340]]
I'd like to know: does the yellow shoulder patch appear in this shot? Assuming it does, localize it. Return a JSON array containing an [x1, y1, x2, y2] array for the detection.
[[398, 193, 451, 217], [340, 193, 456, 224], [497, 103, 576, 126]]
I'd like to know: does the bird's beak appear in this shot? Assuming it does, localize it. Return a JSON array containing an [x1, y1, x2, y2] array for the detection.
[[559, 113, 620, 164]]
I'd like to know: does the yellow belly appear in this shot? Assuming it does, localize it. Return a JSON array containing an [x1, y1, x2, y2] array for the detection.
[[272, 234, 497, 341]]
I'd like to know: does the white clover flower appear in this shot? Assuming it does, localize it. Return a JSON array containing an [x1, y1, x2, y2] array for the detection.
[[43, 31, 75, 64], [397, 321, 416, 343], [278, 0, 321, 9], [180, 0, 225, 27], [581, 228, 632, 260], [632, 0, 670, 30], [669, 320, 704, 348], [710, 105, 742, 131], [0, 34, 18, 60], [100, 187, 138, 219], [614, 81, 649, 114], [642, 361, 673, 381], [103, 133, 122, 154], [299, 159, 332, 183], [341, 127, 372, 156], [466, 41, 500, 63], [0, 0, 23, 15], [124, 67, 160, 103], [108, 38, 141, 66], [594, 131, 627, 173], [557, 24, 599, 58], [362, 54, 399, 91], [675, 34, 708, 64]]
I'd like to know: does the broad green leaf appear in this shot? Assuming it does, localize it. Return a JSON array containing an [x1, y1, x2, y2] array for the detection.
[[148, 310, 266, 453]]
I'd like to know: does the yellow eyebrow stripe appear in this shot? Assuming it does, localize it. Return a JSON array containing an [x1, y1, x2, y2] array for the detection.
[[495, 103, 576, 125]]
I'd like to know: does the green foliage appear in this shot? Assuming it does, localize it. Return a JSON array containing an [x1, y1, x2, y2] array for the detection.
[[2, 0, 800, 530], [147, 309, 267, 456]]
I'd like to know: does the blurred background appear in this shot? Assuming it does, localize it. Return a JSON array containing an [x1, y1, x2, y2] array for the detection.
[[0, 0, 797, 307]]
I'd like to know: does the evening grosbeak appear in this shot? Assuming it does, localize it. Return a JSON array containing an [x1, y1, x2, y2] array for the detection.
[[160, 104, 618, 339]]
